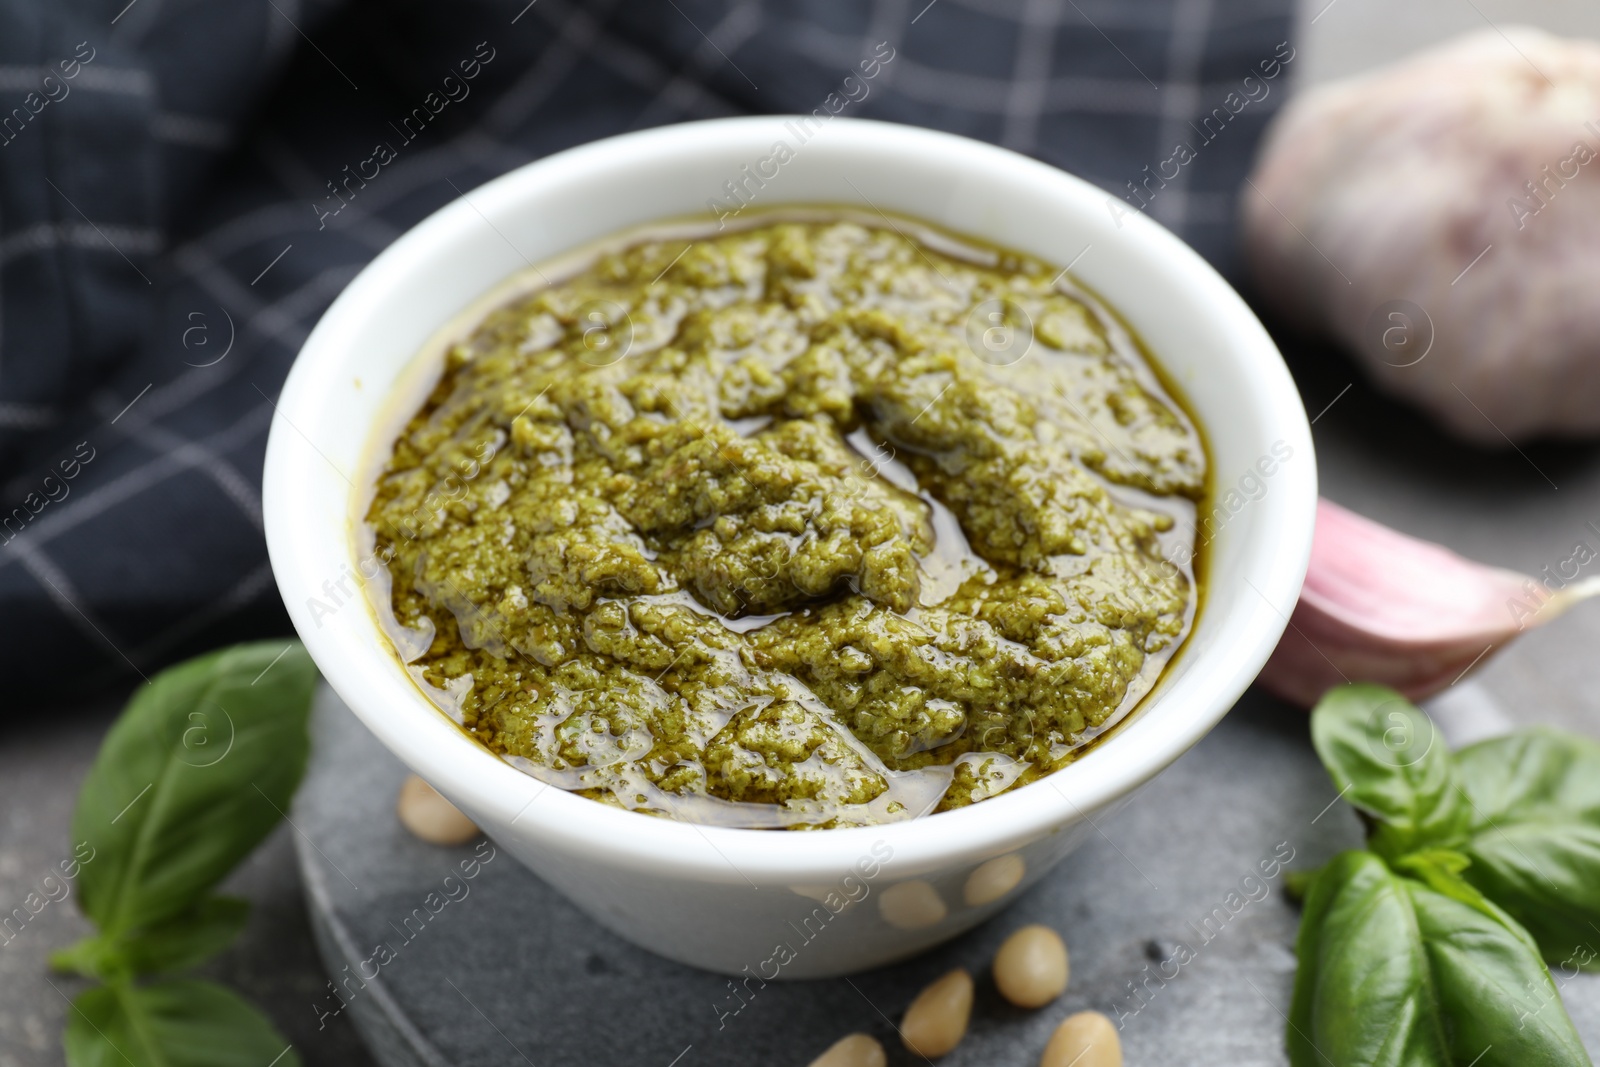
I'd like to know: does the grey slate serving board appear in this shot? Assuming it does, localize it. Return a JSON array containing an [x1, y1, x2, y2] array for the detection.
[[292, 684, 1600, 1066]]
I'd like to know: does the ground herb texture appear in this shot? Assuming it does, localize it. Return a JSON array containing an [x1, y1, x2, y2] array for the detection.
[[367, 217, 1205, 828]]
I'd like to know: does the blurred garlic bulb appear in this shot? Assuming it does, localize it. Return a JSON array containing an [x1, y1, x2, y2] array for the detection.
[[1242, 27, 1600, 442], [1258, 499, 1600, 706]]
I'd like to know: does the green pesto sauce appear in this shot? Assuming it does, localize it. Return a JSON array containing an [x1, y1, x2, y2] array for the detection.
[[365, 215, 1206, 829]]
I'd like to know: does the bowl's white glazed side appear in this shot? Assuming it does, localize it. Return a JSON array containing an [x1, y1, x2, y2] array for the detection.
[[264, 117, 1315, 976], [485, 809, 1102, 978]]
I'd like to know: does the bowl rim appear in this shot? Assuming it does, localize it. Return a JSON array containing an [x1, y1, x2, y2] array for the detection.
[[264, 115, 1316, 884]]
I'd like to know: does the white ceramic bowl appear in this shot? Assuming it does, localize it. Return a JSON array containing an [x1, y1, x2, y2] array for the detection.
[[264, 116, 1316, 979]]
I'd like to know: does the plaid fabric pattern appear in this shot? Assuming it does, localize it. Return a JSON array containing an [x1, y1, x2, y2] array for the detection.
[[0, 0, 1293, 699]]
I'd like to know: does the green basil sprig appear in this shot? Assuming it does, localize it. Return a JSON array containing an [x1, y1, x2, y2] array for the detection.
[[65, 980, 301, 1067], [1454, 731, 1600, 970], [1309, 686, 1471, 861], [1291, 684, 1600, 1066], [51, 642, 319, 1067]]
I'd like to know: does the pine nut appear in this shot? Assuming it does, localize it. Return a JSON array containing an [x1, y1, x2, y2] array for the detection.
[[1040, 1011, 1121, 1067], [807, 1033, 886, 1067], [901, 968, 974, 1058], [396, 773, 479, 845], [993, 924, 1069, 1008]]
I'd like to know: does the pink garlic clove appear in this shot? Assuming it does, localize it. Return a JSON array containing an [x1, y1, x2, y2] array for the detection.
[[1257, 498, 1600, 707]]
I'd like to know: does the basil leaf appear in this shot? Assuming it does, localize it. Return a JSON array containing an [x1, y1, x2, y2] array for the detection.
[[113, 896, 251, 976], [72, 642, 316, 938], [64, 979, 300, 1067], [1310, 685, 1471, 859], [1289, 850, 1589, 1067], [54, 898, 252, 981], [1289, 851, 1447, 1067], [1454, 729, 1600, 971]]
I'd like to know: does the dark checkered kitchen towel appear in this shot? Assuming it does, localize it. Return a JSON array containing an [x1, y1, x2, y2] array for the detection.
[[0, 0, 1295, 701]]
